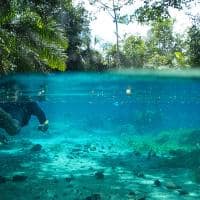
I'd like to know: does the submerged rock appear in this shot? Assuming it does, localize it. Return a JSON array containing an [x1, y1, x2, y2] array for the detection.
[[128, 190, 136, 196], [133, 151, 141, 157], [95, 171, 104, 180], [31, 144, 42, 152], [154, 179, 161, 187], [65, 175, 74, 183], [89, 145, 97, 151], [178, 189, 189, 195], [0, 176, 7, 184], [12, 174, 28, 182], [85, 194, 101, 200], [165, 181, 181, 190]]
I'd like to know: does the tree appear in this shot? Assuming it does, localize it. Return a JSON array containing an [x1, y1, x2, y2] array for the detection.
[[123, 35, 146, 67], [173, 34, 189, 67], [81, 48, 106, 71], [0, 0, 68, 74], [145, 18, 175, 67], [60, 1, 92, 70], [186, 11, 200, 68], [89, 0, 134, 67], [104, 44, 127, 68], [145, 18, 189, 68], [187, 25, 200, 67], [148, 19, 174, 54], [135, 0, 195, 23]]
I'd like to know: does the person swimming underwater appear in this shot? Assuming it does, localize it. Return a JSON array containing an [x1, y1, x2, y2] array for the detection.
[[0, 80, 48, 144]]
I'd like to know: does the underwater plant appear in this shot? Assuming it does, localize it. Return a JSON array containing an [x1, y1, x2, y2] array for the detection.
[[180, 129, 200, 147], [124, 129, 185, 155], [124, 128, 200, 183], [133, 110, 163, 134]]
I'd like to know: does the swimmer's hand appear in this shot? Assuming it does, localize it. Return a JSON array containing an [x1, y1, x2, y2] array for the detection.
[[38, 120, 49, 132]]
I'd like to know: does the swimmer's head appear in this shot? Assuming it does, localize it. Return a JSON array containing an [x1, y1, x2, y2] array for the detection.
[[0, 80, 23, 102]]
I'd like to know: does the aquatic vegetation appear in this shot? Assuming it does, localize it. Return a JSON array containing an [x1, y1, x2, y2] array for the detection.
[[175, 149, 200, 168], [180, 130, 200, 147], [133, 110, 163, 134], [158, 147, 200, 183], [124, 128, 200, 156], [124, 131, 180, 155], [123, 128, 200, 182], [155, 134, 170, 145]]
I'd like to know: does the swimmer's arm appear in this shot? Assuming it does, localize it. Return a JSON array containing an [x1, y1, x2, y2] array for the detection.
[[27, 102, 46, 123], [27, 102, 48, 132]]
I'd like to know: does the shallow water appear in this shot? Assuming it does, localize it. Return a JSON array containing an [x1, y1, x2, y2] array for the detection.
[[0, 71, 200, 200]]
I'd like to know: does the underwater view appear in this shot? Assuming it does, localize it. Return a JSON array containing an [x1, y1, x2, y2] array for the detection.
[[0, 72, 200, 200]]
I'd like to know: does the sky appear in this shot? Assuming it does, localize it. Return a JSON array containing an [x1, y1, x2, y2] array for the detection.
[[74, 0, 200, 47]]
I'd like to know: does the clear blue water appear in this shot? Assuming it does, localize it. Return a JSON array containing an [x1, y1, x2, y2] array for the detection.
[[13, 72, 200, 131], [0, 72, 200, 200]]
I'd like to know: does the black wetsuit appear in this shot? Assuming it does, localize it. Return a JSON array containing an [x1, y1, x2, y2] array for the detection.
[[0, 100, 46, 127]]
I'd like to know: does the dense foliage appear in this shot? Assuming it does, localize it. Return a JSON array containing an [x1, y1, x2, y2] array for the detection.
[[0, 0, 199, 73], [0, 0, 68, 73], [103, 18, 190, 69], [187, 25, 200, 67]]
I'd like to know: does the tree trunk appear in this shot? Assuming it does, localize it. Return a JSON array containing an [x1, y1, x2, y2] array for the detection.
[[113, 0, 120, 68]]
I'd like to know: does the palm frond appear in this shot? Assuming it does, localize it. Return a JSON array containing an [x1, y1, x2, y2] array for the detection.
[[0, 1, 68, 73]]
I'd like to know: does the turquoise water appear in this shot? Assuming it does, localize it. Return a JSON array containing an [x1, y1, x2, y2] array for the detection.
[[0, 72, 200, 199]]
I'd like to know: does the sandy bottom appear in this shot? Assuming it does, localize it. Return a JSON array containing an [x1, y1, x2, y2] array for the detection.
[[0, 123, 200, 200]]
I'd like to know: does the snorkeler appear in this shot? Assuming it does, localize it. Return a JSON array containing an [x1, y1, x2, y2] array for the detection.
[[0, 80, 48, 144]]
